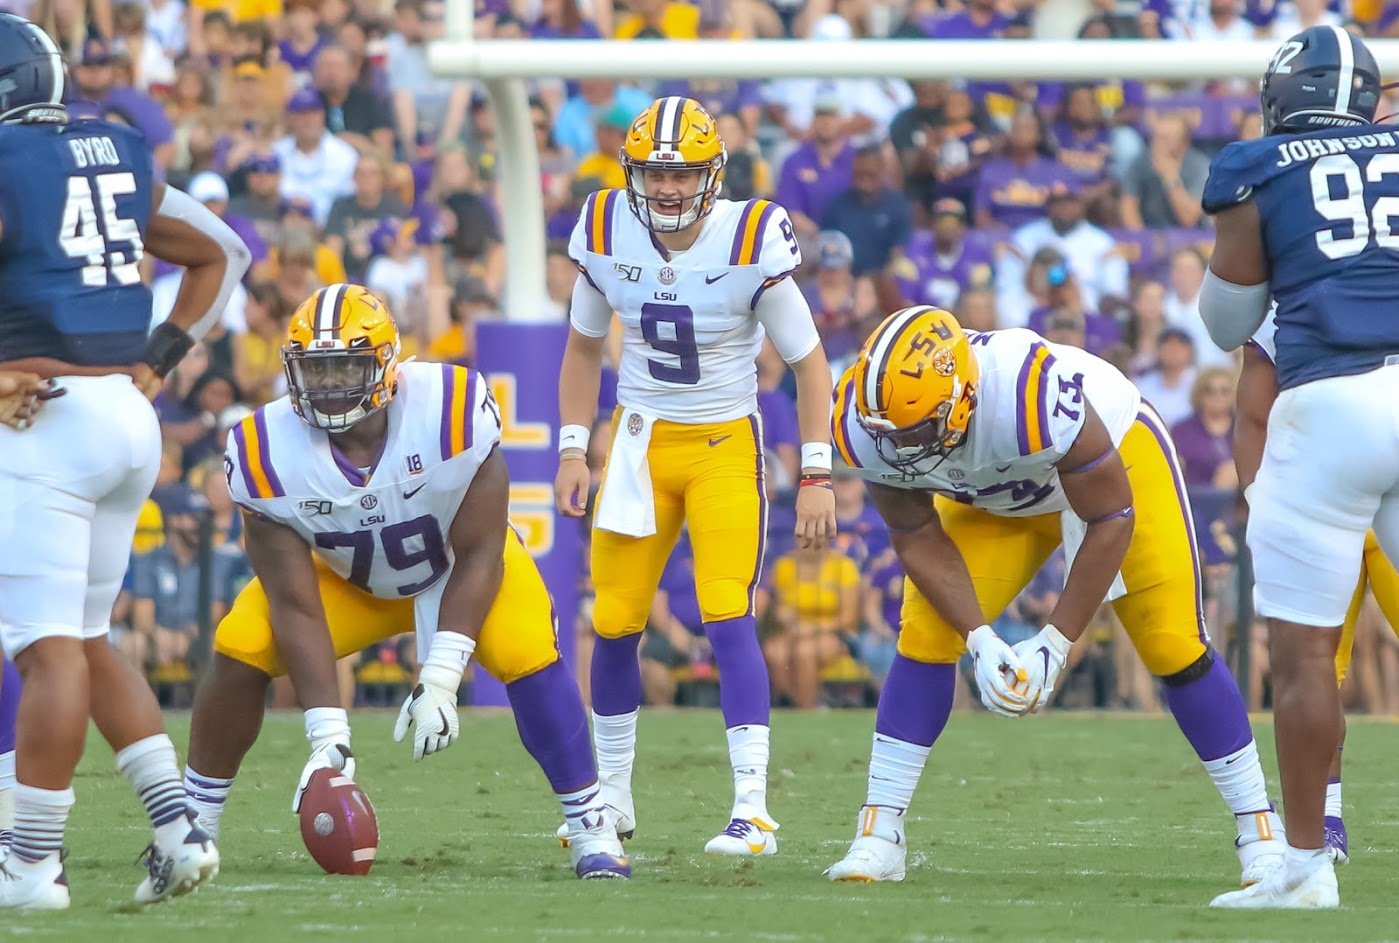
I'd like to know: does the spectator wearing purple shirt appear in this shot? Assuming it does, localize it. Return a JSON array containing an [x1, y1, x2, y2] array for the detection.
[[820, 145, 912, 277], [71, 38, 175, 169], [277, 0, 330, 82], [920, 0, 1009, 39], [1030, 269, 1124, 358], [757, 343, 800, 488], [898, 198, 993, 311], [973, 109, 1074, 232], [1048, 85, 1114, 207], [832, 463, 889, 568], [858, 547, 902, 680], [531, 0, 604, 39], [774, 96, 855, 242], [1170, 367, 1238, 567], [800, 231, 865, 365]]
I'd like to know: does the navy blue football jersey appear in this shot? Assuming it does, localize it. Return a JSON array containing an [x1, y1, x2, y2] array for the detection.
[[0, 118, 154, 366], [1203, 124, 1399, 390]]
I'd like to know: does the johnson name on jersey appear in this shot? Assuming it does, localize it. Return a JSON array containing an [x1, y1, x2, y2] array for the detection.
[[568, 190, 802, 423], [224, 361, 502, 599], [833, 329, 1140, 516], [1203, 125, 1399, 389]]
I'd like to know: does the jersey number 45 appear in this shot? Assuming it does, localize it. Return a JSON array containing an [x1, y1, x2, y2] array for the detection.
[[58, 172, 145, 287]]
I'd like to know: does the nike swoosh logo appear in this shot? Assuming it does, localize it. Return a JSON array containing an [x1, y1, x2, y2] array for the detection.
[[404, 482, 427, 500], [708, 435, 731, 447], [746, 839, 766, 854], [996, 465, 1012, 473], [436, 708, 451, 738], [705, 272, 729, 284]]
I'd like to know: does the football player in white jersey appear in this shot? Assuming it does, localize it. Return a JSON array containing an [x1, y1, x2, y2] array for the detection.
[[822, 306, 1282, 887], [553, 96, 836, 855], [1235, 307, 1399, 868], [182, 285, 629, 880]]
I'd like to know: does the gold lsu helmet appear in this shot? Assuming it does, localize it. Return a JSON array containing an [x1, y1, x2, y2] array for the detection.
[[284, 284, 401, 431], [853, 306, 979, 471], [621, 96, 726, 233]]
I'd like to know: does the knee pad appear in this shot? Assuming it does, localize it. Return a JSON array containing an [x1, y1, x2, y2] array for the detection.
[[590, 595, 649, 641], [696, 578, 750, 624], [1158, 647, 1215, 687]]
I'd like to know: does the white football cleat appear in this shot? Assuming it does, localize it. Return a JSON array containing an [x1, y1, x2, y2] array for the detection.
[[1236, 809, 1286, 887], [704, 804, 778, 857], [556, 786, 635, 848], [134, 815, 220, 904], [1210, 855, 1338, 910], [0, 851, 70, 910], [568, 824, 631, 880], [825, 805, 906, 883]]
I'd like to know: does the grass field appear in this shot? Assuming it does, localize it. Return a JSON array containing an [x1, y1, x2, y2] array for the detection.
[[7, 709, 1399, 942]]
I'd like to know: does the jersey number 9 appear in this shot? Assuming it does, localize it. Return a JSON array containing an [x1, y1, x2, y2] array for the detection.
[[641, 302, 701, 385], [58, 172, 145, 287]]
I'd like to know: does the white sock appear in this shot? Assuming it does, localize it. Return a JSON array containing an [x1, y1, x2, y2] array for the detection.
[[727, 724, 770, 812], [115, 734, 190, 845], [865, 733, 930, 812], [1202, 740, 1271, 816], [0, 750, 14, 843], [10, 783, 73, 864], [1285, 843, 1328, 875], [183, 766, 233, 840], [557, 781, 607, 836], [1324, 780, 1343, 819], [592, 710, 637, 795]]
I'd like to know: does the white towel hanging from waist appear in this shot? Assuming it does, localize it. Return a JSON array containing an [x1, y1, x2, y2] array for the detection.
[[594, 407, 658, 538]]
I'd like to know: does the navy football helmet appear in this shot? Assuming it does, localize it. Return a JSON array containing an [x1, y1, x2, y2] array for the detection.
[[1260, 25, 1380, 136], [0, 14, 65, 124]]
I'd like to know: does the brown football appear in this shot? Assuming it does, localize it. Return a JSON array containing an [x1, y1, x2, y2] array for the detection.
[[298, 768, 379, 876]]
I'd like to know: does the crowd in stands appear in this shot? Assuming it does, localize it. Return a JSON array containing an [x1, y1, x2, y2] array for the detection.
[[35, 0, 1399, 711]]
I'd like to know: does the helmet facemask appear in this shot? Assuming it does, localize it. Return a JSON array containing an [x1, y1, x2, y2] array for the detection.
[[284, 342, 394, 431], [623, 153, 726, 233], [859, 379, 973, 474]]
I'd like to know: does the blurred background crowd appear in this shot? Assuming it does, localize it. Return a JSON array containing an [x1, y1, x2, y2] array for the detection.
[[31, 0, 1399, 713]]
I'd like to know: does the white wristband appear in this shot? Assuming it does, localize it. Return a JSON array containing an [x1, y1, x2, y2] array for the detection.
[[304, 706, 350, 744], [1040, 623, 1073, 658], [421, 631, 476, 691], [559, 423, 591, 454], [801, 442, 833, 470]]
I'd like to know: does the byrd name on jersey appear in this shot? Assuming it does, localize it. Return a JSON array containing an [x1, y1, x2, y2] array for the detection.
[[569, 190, 801, 423], [224, 361, 502, 599], [833, 329, 1140, 516]]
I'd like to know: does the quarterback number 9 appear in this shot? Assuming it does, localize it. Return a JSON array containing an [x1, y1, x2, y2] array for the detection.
[[779, 218, 799, 256], [641, 302, 701, 385]]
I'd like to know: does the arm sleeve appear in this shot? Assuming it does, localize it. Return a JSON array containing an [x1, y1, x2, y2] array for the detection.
[[155, 185, 253, 341], [753, 275, 821, 364], [569, 275, 613, 338]]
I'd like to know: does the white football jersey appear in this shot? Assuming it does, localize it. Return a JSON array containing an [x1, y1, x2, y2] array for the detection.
[[1251, 303, 1278, 364], [834, 329, 1141, 517], [224, 361, 502, 600], [569, 190, 803, 423]]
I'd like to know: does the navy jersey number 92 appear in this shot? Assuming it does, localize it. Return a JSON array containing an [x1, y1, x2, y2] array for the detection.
[[1203, 125, 1399, 390], [0, 118, 154, 367]]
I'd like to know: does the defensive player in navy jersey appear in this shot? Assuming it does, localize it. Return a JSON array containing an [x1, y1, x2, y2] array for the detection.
[[0, 14, 251, 910], [1200, 25, 1399, 909]]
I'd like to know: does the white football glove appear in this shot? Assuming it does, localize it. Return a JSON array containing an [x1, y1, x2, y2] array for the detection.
[[393, 631, 475, 762], [294, 707, 355, 813], [1011, 624, 1073, 715], [966, 625, 1031, 718]]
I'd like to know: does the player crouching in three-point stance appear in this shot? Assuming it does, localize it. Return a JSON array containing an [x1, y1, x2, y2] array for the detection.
[[1202, 25, 1399, 909], [0, 12, 251, 910], [823, 307, 1283, 886], [182, 285, 629, 880], [554, 96, 836, 855]]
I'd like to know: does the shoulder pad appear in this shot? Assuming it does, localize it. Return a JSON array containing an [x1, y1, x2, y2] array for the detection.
[[1202, 139, 1275, 215]]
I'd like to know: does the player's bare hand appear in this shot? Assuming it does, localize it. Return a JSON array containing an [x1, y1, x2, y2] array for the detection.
[[131, 363, 163, 402], [555, 455, 591, 518], [0, 371, 57, 431], [794, 483, 837, 549]]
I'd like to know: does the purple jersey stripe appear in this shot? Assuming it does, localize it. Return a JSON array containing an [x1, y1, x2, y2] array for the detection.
[[439, 363, 457, 460], [745, 413, 768, 616], [253, 410, 285, 497], [729, 201, 758, 266], [600, 190, 618, 255], [461, 369, 479, 455], [749, 202, 777, 267], [583, 193, 598, 253], [230, 423, 258, 500], [1135, 405, 1209, 644], [1014, 346, 1037, 455], [1037, 350, 1056, 451]]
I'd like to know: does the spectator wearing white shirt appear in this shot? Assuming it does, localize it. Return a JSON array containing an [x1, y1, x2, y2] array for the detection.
[[272, 88, 359, 227], [1135, 327, 1198, 428], [365, 217, 429, 335], [1185, 0, 1255, 39], [1258, 0, 1340, 39], [995, 185, 1128, 327], [1162, 246, 1232, 368]]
